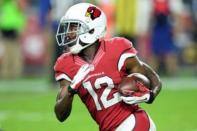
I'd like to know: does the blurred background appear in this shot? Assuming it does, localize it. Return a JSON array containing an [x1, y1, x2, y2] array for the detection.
[[0, 0, 196, 131]]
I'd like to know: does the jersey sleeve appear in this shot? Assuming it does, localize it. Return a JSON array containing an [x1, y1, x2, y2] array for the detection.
[[116, 37, 138, 72], [53, 54, 72, 82]]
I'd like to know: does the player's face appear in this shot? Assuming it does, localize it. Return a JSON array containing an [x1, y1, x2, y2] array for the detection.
[[56, 20, 90, 48], [57, 22, 79, 47], [62, 23, 79, 47], [66, 23, 78, 47]]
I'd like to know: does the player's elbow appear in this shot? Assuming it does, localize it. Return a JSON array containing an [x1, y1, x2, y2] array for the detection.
[[56, 114, 66, 122], [158, 78, 162, 92], [54, 105, 70, 122]]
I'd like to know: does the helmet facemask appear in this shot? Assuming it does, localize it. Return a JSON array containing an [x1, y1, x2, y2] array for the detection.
[[56, 20, 90, 54]]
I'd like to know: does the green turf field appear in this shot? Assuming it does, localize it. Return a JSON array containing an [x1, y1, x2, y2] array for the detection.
[[0, 77, 197, 131]]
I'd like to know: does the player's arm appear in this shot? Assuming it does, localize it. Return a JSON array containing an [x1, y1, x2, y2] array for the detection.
[[54, 64, 91, 122], [125, 56, 162, 103], [54, 79, 74, 122]]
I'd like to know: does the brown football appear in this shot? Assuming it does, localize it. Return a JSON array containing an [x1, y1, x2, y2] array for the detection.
[[118, 73, 150, 96]]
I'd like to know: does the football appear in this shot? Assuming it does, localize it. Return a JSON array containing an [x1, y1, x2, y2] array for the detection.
[[118, 73, 150, 96]]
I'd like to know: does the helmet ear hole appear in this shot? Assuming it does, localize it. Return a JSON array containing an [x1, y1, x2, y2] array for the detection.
[[89, 29, 95, 34]]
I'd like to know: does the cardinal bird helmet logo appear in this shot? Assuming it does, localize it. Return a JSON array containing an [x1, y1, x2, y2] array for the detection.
[[85, 6, 101, 20]]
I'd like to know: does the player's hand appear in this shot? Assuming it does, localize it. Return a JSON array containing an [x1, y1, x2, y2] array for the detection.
[[68, 64, 91, 94], [120, 91, 154, 105]]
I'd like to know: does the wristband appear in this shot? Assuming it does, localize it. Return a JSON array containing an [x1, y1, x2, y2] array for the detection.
[[68, 85, 78, 95], [146, 91, 154, 104]]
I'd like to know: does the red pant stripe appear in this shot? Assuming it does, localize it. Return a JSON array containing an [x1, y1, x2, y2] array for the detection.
[[133, 110, 150, 131]]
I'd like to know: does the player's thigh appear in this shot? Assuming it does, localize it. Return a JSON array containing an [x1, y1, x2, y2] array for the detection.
[[116, 110, 156, 131]]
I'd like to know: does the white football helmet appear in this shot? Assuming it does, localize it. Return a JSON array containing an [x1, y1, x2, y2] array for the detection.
[[56, 3, 107, 54]]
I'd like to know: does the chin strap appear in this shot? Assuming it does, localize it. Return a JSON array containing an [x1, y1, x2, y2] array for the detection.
[[70, 38, 95, 54], [146, 90, 155, 104]]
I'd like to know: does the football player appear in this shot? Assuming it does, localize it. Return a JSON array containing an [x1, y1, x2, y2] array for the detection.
[[54, 3, 162, 131]]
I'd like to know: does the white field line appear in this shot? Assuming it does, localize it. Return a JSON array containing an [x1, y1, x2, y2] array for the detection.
[[161, 77, 197, 90], [0, 111, 86, 122], [0, 79, 50, 92], [0, 77, 196, 92], [0, 111, 56, 122]]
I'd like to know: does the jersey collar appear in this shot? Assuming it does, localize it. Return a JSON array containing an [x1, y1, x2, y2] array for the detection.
[[74, 40, 106, 66]]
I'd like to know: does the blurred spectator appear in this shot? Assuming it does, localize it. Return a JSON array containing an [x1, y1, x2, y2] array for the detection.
[[0, 41, 5, 66], [115, 0, 138, 46], [175, 0, 197, 67], [135, 0, 152, 60], [149, 0, 184, 76], [38, 0, 82, 85], [98, 0, 115, 38], [0, 0, 27, 79], [21, 15, 48, 76], [1, 0, 194, 79], [183, 0, 197, 42]]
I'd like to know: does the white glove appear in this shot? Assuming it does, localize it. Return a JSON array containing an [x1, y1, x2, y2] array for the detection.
[[120, 93, 150, 105], [69, 64, 91, 93]]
